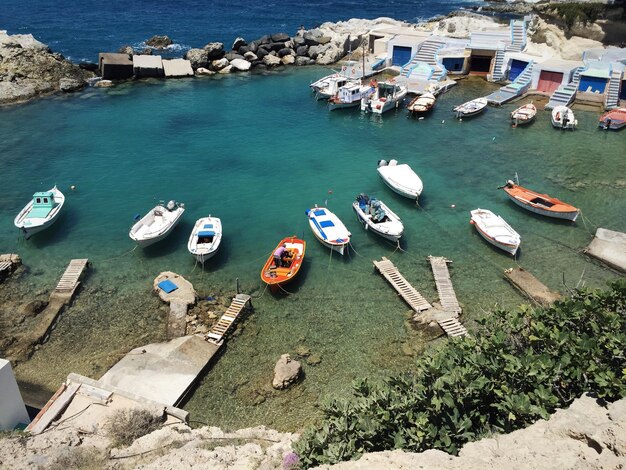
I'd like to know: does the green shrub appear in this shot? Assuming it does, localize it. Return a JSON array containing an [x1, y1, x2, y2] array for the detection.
[[550, 3, 605, 29], [107, 408, 164, 447], [47, 447, 107, 470], [294, 280, 626, 467]]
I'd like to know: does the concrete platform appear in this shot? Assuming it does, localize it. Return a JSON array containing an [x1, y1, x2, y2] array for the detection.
[[98, 335, 219, 406], [585, 228, 626, 272], [162, 58, 194, 78], [504, 268, 561, 307]]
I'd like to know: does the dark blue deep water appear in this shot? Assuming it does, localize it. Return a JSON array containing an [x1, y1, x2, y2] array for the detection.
[[2, 0, 483, 61]]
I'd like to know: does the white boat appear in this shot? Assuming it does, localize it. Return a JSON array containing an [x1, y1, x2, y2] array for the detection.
[[551, 105, 577, 130], [377, 159, 423, 201], [310, 61, 363, 95], [407, 92, 436, 116], [129, 200, 185, 247], [361, 80, 408, 114], [470, 208, 520, 256], [352, 194, 404, 242], [453, 97, 488, 119], [510, 103, 537, 127], [328, 82, 374, 111], [187, 216, 222, 264], [14, 185, 65, 239], [313, 74, 360, 101], [305, 206, 351, 255]]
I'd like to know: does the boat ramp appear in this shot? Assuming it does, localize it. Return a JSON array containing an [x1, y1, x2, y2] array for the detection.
[[207, 294, 252, 344], [504, 267, 561, 307], [0, 253, 20, 281], [373, 256, 467, 337]]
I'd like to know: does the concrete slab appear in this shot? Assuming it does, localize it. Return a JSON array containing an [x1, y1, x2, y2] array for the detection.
[[133, 54, 164, 78], [504, 268, 561, 307], [98, 53, 134, 80], [98, 335, 219, 406], [154, 272, 196, 305], [585, 228, 626, 272], [162, 58, 194, 78]]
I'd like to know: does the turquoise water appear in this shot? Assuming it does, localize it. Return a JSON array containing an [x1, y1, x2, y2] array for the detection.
[[1, 69, 624, 430]]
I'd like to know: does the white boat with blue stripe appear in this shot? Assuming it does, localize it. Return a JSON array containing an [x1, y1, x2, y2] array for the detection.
[[305, 206, 351, 255], [188, 216, 222, 264]]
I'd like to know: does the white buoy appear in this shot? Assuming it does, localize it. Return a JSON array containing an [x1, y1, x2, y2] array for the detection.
[[441, 120, 445, 124], [451, 204, 456, 208], [492, 137, 496, 141], [70, 185, 76, 191]]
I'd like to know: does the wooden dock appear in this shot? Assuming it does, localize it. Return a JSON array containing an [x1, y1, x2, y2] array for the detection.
[[54, 259, 90, 296], [373, 257, 432, 312], [428, 256, 467, 337], [207, 294, 252, 344], [0, 253, 21, 281]]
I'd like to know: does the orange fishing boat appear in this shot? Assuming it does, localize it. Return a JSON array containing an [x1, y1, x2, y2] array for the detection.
[[500, 180, 579, 221], [598, 108, 626, 130], [260, 236, 306, 291]]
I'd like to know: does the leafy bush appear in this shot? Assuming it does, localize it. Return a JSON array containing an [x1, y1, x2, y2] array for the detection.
[[107, 408, 164, 447], [294, 280, 626, 467], [47, 447, 107, 470], [550, 3, 605, 29]]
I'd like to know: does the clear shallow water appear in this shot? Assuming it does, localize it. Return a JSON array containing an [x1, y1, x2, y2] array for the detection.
[[0, 70, 624, 430], [2, 0, 485, 61]]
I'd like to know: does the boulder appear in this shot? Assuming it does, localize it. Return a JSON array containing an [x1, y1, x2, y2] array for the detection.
[[278, 47, 295, 58], [237, 45, 250, 55], [262, 55, 282, 67], [247, 41, 259, 53], [145, 35, 173, 49], [293, 36, 306, 47], [95, 80, 114, 88], [258, 35, 271, 45], [303, 29, 324, 46], [203, 42, 225, 60], [270, 32, 290, 42], [307, 44, 330, 59], [195, 67, 215, 76], [255, 48, 269, 59], [78, 62, 99, 72], [59, 78, 85, 92], [243, 51, 258, 61], [225, 52, 245, 61], [211, 58, 229, 71], [272, 354, 301, 390], [269, 42, 286, 52], [281, 55, 295, 65], [118, 45, 135, 55], [296, 45, 308, 56], [153, 272, 197, 306], [230, 58, 251, 71], [295, 56, 315, 66], [185, 48, 209, 69], [218, 65, 233, 74], [316, 44, 345, 65], [232, 37, 247, 50]]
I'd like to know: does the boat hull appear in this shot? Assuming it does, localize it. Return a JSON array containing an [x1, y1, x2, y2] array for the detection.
[[377, 162, 423, 200], [507, 194, 579, 221], [470, 209, 520, 256], [352, 202, 403, 242], [473, 223, 519, 256], [328, 100, 360, 111], [14, 186, 65, 238], [260, 236, 306, 289], [188, 217, 222, 263], [306, 207, 351, 255], [129, 203, 185, 248]]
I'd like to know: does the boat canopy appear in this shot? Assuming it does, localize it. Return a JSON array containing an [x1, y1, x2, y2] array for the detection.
[[29, 191, 56, 218]]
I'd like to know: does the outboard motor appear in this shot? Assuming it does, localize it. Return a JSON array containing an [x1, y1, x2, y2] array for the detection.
[[388, 159, 398, 166], [562, 116, 569, 129], [377, 159, 388, 168], [166, 200, 176, 211], [357, 193, 369, 210]]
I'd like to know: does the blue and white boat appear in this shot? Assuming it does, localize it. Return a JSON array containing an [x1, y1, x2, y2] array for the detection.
[[14, 185, 65, 238], [305, 206, 351, 255], [187, 216, 222, 264], [352, 194, 404, 242]]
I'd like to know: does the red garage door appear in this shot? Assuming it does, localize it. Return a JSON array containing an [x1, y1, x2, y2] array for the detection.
[[537, 70, 564, 93]]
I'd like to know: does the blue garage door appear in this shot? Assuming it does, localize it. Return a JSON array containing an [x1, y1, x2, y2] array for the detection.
[[442, 57, 464, 72], [621, 80, 626, 100], [578, 76, 607, 93], [392, 46, 412, 67], [508, 59, 528, 81]]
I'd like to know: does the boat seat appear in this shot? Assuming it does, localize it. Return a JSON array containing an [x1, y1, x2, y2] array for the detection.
[[320, 220, 335, 228]]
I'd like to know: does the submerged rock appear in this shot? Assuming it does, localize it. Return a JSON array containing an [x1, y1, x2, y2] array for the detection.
[[272, 354, 301, 389], [145, 35, 173, 49]]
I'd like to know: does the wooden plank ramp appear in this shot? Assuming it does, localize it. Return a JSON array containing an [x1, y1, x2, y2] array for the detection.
[[54, 259, 89, 294], [373, 257, 432, 312], [207, 294, 251, 344], [0, 261, 11, 274], [428, 256, 468, 337]]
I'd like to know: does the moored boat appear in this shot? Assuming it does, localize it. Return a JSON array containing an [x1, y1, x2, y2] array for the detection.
[[407, 92, 436, 116], [377, 159, 423, 201], [313, 74, 359, 101], [361, 80, 408, 114], [305, 206, 351, 255], [129, 200, 185, 247], [470, 208, 520, 256], [510, 103, 537, 127], [551, 105, 577, 130], [352, 194, 404, 242], [187, 216, 222, 264], [598, 108, 626, 130], [261, 236, 306, 290], [500, 180, 579, 221], [453, 97, 487, 119], [328, 82, 374, 111], [14, 185, 65, 239]]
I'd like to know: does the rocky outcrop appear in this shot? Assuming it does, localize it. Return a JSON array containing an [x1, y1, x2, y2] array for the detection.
[[185, 48, 209, 69], [272, 354, 301, 389], [318, 394, 626, 469], [0, 31, 94, 105], [145, 35, 173, 49]]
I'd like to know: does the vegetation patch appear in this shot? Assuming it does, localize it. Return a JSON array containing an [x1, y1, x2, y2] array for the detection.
[[538, 2, 606, 30], [47, 447, 107, 470], [107, 408, 164, 448], [294, 280, 626, 467]]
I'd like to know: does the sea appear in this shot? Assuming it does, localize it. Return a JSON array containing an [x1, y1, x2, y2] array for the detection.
[[1, 0, 624, 432]]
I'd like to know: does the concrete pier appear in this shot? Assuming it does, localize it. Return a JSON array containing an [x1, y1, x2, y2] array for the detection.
[[504, 268, 561, 307], [584, 228, 626, 273]]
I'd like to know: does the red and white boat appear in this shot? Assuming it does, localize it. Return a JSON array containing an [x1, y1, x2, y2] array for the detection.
[[598, 108, 626, 130], [260, 236, 306, 291], [407, 92, 436, 116], [470, 208, 520, 256], [500, 180, 579, 222]]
